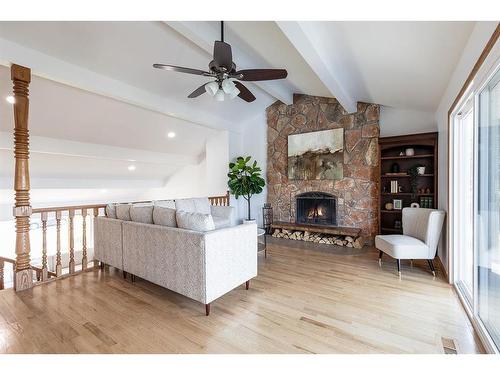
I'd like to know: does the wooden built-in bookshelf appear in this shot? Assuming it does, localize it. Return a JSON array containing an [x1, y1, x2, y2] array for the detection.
[[378, 132, 438, 235]]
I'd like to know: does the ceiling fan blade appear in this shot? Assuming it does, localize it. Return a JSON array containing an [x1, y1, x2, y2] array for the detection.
[[233, 69, 288, 81], [234, 81, 256, 102], [213, 41, 233, 70], [153, 64, 213, 77], [188, 84, 207, 98]]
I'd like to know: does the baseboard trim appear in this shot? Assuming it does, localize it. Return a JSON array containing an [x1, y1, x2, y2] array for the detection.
[[435, 256, 449, 282]]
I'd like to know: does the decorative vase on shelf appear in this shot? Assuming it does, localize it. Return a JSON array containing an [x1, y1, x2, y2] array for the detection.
[[417, 166, 426, 175], [405, 148, 415, 156], [391, 163, 400, 173], [385, 202, 394, 211]]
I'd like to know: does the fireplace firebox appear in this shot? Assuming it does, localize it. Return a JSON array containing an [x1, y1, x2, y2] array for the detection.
[[296, 192, 337, 226]]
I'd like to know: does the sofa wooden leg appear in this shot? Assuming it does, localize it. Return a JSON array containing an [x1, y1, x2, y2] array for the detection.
[[131, 274, 136, 282], [100, 262, 105, 270], [397, 259, 401, 277], [123, 271, 127, 279], [378, 251, 383, 266], [205, 303, 210, 316], [245, 280, 250, 290]]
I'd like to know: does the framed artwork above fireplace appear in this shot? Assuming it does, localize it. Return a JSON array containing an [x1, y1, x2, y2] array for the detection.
[[287, 128, 344, 180]]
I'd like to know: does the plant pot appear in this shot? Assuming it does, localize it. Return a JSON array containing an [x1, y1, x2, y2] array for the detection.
[[243, 219, 257, 225]]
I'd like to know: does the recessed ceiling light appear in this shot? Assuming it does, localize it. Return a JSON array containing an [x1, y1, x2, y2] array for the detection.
[[128, 165, 136, 171], [167, 132, 176, 138], [6, 95, 15, 104]]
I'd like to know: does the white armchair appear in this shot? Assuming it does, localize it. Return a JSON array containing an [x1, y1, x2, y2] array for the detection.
[[375, 208, 445, 277]]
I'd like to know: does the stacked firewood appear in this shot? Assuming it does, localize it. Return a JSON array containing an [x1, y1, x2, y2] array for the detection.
[[272, 229, 364, 248]]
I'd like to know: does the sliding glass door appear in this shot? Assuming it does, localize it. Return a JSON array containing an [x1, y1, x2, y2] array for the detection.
[[477, 68, 500, 349], [451, 50, 500, 352]]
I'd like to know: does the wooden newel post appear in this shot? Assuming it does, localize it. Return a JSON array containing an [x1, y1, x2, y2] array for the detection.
[[11, 64, 33, 291]]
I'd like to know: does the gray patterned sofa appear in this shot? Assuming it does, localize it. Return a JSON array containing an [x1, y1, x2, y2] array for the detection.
[[94, 197, 257, 315]]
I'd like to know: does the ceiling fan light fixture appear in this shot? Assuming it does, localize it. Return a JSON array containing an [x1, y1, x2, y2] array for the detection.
[[214, 89, 225, 101], [221, 78, 236, 94], [229, 86, 240, 99], [205, 81, 219, 96]]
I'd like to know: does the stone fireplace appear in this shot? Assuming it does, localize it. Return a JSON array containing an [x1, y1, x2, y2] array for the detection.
[[266, 94, 380, 244], [296, 192, 337, 226]]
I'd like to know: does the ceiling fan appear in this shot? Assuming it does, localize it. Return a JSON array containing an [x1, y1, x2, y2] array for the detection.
[[153, 21, 288, 103]]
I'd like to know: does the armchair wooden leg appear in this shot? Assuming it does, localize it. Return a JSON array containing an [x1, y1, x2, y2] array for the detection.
[[397, 259, 401, 277], [378, 251, 383, 266], [205, 303, 211, 316], [245, 280, 250, 290], [100, 262, 105, 270], [123, 271, 127, 279], [427, 259, 436, 277]]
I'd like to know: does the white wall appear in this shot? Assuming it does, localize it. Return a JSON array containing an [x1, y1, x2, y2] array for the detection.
[[380, 106, 436, 137], [206, 131, 230, 197], [434, 22, 498, 274], [227, 112, 268, 226]]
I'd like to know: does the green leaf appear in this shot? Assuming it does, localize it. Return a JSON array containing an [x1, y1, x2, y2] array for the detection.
[[227, 156, 266, 202]]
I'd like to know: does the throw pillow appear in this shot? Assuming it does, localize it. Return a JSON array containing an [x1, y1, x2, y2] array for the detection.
[[105, 203, 117, 219], [130, 204, 154, 224], [154, 199, 176, 209], [153, 206, 177, 227], [176, 210, 215, 232], [116, 204, 132, 221], [174, 197, 211, 215]]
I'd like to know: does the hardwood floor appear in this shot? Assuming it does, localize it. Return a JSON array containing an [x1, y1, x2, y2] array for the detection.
[[0, 239, 484, 353]]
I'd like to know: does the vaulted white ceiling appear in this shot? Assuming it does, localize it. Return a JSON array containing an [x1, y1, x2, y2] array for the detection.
[[0, 21, 476, 134], [0, 20, 479, 215]]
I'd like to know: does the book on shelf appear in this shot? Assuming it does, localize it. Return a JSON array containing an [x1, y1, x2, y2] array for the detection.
[[384, 172, 407, 176], [419, 196, 434, 208], [390, 180, 398, 193]]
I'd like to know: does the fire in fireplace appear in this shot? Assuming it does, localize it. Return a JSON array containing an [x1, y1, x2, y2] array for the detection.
[[296, 192, 337, 226]]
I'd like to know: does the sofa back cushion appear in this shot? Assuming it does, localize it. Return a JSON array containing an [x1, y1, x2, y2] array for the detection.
[[176, 210, 215, 232], [175, 197, 211, 215], [153, 206, 177, 227], [105, 203, 117, 219], [116, 204, 132, 221], [130, 204, 154, 224], [154, 199, 176, 209]]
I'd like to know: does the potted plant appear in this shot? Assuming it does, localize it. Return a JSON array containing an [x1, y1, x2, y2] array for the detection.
[[227, 156, 265, 223], [408, 164, 424, 197]]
